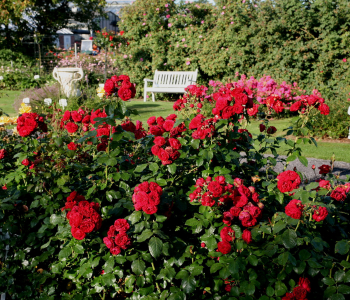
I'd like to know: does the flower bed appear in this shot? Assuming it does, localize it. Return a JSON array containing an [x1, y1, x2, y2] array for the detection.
[[0, 76, 349, 299]]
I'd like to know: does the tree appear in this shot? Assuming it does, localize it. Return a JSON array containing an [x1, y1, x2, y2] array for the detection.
[[0, 0, 106, 50]]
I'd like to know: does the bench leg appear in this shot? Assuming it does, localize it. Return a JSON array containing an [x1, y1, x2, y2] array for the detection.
[[152, 93, 155, 102], [144, 90, 147, 102]]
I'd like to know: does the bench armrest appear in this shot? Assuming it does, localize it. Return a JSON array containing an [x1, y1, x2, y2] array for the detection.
[[144, 79, 154, 87]]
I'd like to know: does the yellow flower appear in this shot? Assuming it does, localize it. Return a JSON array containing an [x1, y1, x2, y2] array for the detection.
[[97, 86, 105, 99], [0, 116, 18, 125], [19, 103, 32, 114]]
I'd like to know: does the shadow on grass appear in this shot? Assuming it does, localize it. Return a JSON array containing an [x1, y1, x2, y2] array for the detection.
[[127, 104, 163, 109]]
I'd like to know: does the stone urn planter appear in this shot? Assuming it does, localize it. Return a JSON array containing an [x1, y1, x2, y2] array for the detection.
[[52, 67, 84, 98]]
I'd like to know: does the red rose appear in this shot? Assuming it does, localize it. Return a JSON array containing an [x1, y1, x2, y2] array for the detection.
[[62, 110, 71, 121], [319, 164, 331, 175], [79, 219, 95, 233], [158, 148, 170, 161], [225, 285, 232, 292], [97, 142, 107, 152], [110, 246, 121, 255], [154, 136, 166, 146], [292, 286, 308, 299], [208, 181, 224, 197], [71, 111, 83, 122], [281, 293, 295, 300], [319, 180, 331, 189], [21, 158, 30, 166], [277, 171, 301, 193], [330, 187, 347, 201], [103, 237, 114, 249], [166, 114, 177, 120], [285, 199, 304, 219], [118, 87, 133, 101], [65, 122, 79, 133], [298, 277, 311, 292], [82, 115, 90, 124], [67, 142, 78, 151], [312, 206, 328, 222], [217, 241, 231, 254], [147, 116, 157, 126], [242, 229, 252, 244], [267, 126, 277, 134], [220, 226, 235, 242], [149, 125, 164, 136], [259, 124, 266, 132], [168, 138, 181, 150], [318, 103, 330, 115], [151, 145, 161, 156], [18, 126, 34, 137], [104, 79, 115, 96], [115, 232, 131, 249], [69, 211, 83, 227], [0, 149, 6, 160], [71, 226, 86, 240], [114, 219, 130, 232], [143, 205, 158, 214], [163, 120, 175, 131]]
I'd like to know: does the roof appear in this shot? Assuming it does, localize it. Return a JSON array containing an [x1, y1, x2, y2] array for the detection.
[[57, 28, 74, 34]]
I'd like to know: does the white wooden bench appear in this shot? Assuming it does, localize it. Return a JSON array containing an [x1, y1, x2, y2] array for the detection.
[[143, 69, 198, 102]]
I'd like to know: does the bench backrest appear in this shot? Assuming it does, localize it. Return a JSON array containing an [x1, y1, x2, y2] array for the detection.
[[153, 69, 198, 88]]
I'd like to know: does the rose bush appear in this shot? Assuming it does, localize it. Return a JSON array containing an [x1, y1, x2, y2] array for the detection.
[[0, 78, 350, 299]]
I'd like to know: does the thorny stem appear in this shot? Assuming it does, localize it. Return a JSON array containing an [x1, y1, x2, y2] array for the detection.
[[295, 220, 301, 232]]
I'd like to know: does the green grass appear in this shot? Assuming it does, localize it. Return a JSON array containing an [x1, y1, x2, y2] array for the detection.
[[126, 100, 175, 123], [0, 90, 21, 116], [246, 118, 350, 163]]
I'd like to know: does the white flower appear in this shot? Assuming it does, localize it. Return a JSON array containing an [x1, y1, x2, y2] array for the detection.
[[44, 98, 52, 106], [0, 76, 3, 80], [59, 99, 67, 108], [34, 75, 40, 79], [23, 98, 30, 104]]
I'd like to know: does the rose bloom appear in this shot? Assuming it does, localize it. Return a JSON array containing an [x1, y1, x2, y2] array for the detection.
[[277, 170, 301, 193], [217, 241, 231, 255], [312, 206, 328, 222], [65, 122, 79, 133], [71, 226, 86, 240], [298, 277, 311, 292], [319, 164, 331, 175], [285, 199, 304, 219], [67, 142, 78, 151], [22, 158, 30, 166], [330, 187, 347, 201], [259, 123, 266, 132], [266, 126, 277, 134], [114, 219, 130, 232], [242, 229, 252, 244]]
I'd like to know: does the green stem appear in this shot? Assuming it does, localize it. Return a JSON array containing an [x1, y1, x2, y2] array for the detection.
[[295, 220, 300, 232]]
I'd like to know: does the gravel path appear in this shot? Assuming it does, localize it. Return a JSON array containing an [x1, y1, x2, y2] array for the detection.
[[263, 154, 350, 181]]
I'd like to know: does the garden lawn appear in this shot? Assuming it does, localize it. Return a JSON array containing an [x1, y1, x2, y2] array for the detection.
[[0, 90, 21, 116], [126, 99, 175, 123], [247, 118, 350, 163]]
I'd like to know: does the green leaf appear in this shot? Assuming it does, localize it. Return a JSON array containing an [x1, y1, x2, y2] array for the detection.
[[245, 283, 255, 296], [328, 294, 345, 300], [104, 256, 115, 273], [275, 281, 287, 297], [131, 259, 145, 275], [58, 247, 71, 261], [335, 241, 350, 255], [324, 286, 337, 298], [149, 237, 163, 259], [322, 277, 335, 286], [50, 214, 63, 225], [298, 156, 308, 167], [129, 211, 142, 224], [281, 229, 297, 249], [156, 215, 167, 222], [149, 162, 159, 172], [299, 249, 311, 261], [311, 237, 324, 252], [286, 154, 297, 162], [278, 252, 289, 266], [73, 244, 84, 255], [134, 164, 148, 173], [101, 273, 116, 286], [232, 225, 242, 238], [167, 163, 177, 175], [181, 276, 196, 294], [190, 139, 200, 149], [175, 269, 189, 280], [248, 255, 258, 266], [137, 229, 153, 242], [335, 270, 346, 283], [228, 260, 240, 275], [266, 286, 274, 297], [156, 178, 167, 186], [273, 220, 286, 234], [210, 263, 223, 274], [338, 285, 350, 294]]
